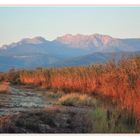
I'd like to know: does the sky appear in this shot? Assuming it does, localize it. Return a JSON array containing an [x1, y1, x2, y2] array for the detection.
[[0, 6, 140, 46]]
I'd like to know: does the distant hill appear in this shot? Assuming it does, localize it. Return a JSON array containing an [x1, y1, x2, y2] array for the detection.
[[52, 52, 140, 67], [0, 34, 140, 71]]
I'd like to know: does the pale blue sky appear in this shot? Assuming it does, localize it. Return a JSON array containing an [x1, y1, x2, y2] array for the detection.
[[0, 7, 140, 46]]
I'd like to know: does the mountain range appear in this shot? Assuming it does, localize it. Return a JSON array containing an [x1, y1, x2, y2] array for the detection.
[[0, 34, 140, 71]]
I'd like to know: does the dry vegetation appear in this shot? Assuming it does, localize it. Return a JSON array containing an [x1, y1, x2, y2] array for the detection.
[[1, 56, 140, 123], [13, 56, 140, 120], [0, 82, 9, 93], [58, 93, 97, 107]]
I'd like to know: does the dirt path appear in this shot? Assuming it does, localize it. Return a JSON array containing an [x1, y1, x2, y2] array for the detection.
[[0, 86, 48, 116], [0, 85, 94, 116]]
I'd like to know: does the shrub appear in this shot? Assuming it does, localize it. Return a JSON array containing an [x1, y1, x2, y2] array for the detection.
[[58, 93, 97, 106]]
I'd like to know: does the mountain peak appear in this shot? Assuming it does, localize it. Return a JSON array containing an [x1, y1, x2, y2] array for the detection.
[[20, 36, 47, 44], [33, 36, 47, 42], [91, 33, 114, 44], [56, 33, 114, 48]]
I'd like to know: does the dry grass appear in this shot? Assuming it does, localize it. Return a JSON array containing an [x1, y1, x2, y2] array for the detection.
[[58, 93, 97, 106], [0, 82, 9, 93], [3, 56, 140, 120]]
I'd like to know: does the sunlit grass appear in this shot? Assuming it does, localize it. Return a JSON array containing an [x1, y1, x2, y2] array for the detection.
[[2, 55, 140, 120], [58, 93, 97, 107]]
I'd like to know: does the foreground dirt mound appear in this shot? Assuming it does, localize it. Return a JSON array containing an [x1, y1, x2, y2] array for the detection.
[[0, 107, 93, 133]]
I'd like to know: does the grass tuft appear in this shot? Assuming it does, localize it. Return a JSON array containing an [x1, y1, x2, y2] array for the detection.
[[58, 93, 97, 107]]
